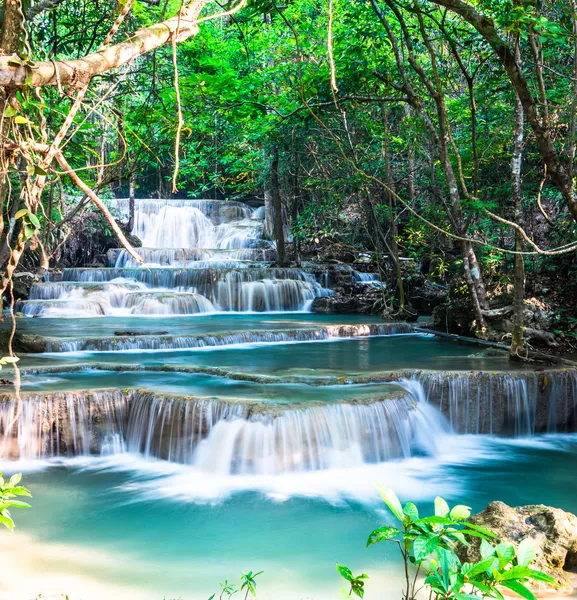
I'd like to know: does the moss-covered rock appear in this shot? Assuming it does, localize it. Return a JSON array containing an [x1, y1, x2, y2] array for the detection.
[[0, 329, 47, 353], [460, 501, 577, 593]]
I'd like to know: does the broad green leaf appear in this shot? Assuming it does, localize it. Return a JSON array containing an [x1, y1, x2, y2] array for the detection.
[[376, 486, 403, 521], [495, 542, 515, 567], [5, 500, 30, 509], [403, 502, 419, 521], [435, 496, 450, 518], [480, 539, 495, 559], [517, 538, 536, 567], [0, 357, 19, 364], [418, 515, 452, 525], [9, 473, 21, 486], [500, 580, 536, 600], [3, 105, 18, 117], [0, 514, 14, 531], [28, 213, 41, 228], [462, 557, 496, 577], [527, 569, 556, 583], [450, 505, 472, 521], [366, 526, 399, 547], [463, 522, 498, 538], [336, 563, 353, 582]]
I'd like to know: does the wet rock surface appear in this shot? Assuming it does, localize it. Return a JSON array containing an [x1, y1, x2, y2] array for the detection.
[[460, 501, 577, 593], [0, 329, 47, 353]]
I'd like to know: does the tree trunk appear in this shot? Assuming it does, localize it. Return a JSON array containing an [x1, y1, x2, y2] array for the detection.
[[511, 89, 526, 355], [382, 109, 405, 311], [127, 172, 136, 233], [270, 147, 287, 267]]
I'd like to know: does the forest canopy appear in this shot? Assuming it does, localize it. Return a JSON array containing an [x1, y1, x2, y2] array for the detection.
[[1, 0, 577, 352]]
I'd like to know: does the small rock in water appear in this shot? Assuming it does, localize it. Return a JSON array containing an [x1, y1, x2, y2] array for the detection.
[[459, 501, 577, 594], [113, 331, 169, 336]]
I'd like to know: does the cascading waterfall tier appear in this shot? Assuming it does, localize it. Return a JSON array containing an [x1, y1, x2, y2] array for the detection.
[[0, 389, 446, 471], [42, 323, 414, 353], [19, 198, 338, 317], [107, 247, 277, 268], [415, 370, 577, 435]]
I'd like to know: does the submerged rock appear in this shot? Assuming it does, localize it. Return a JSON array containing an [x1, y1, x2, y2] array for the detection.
[[0, 329, 47, 353], [460, 501, 577, 593]]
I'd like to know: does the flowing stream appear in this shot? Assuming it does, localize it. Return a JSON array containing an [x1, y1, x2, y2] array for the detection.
[[2, 198, 577, 600]]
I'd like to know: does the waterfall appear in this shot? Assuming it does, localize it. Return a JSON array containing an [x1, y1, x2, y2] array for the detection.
[[3, 372, 576, 465], [0, 389, 448, 469], [413, 370, 577, 435], [0, 390, 128, 459], [21, 198, 338, 317], [192, 397, 446, 475], [42, 323, 414, 352]]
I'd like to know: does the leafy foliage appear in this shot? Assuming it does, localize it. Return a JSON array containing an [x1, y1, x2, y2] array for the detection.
[[0, 472, 31, 531]]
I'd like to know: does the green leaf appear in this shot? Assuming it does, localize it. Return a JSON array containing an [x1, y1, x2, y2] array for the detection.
[[5, 500, 30, 509], [24, 224, 35, 239], [418, 516, 452, 525], [450, 505, 472, 521], [480, 539, 496, 559], [14, 209, 28, 220], [3, 105, 18, 118], [14, 115, 29, 125], [366, 526, 399, 547], [0, 514, 14, 531], [28, 213, 40, 228], [461, 557, 496, 577], [463, 522, 498, 538], [376, 486, 403, 521], [500, 580, 536, 600], [0, 356, 19, 364], [336, 563, 353, 582], [414, 535, 440, 561], [495, 542, 515, 567], [403, 502, 419, 521], [9, 473, 21, 486], [434, 496, 450, 517], [517, 538, 536, 567], [527, 569, 556, 583]]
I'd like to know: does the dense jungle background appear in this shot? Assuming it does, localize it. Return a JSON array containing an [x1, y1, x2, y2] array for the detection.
[[2, 0, 577, 357]]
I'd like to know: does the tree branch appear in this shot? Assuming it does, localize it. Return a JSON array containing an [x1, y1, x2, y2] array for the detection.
[[0, 0, 213, 86]]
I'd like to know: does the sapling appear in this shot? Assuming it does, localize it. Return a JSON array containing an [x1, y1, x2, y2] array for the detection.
[[0, 472, 31, 531], [338, 486, 555, 600]]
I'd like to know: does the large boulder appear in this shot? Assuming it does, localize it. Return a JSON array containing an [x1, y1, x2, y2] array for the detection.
[[460, 501, 577, 593]]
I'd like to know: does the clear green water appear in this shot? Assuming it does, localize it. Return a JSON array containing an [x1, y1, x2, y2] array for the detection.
[[21, 370, 404, 403], [13, 313, 383, 339], [0, 313, 563, 600], [4, 434, 577, 600], [22, 334, 521, 375]]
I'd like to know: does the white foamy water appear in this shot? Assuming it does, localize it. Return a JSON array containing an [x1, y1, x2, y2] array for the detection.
[[18, 198, 334, 317]]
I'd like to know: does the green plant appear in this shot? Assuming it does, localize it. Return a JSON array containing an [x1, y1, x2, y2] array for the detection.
[[240, 571, 263, 600], [0, 472, 31, 531], [208, 571, 262, 600], [0, 356, 19, 370], [339, 487, 554, 600], [336, 563, 369, 598]]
